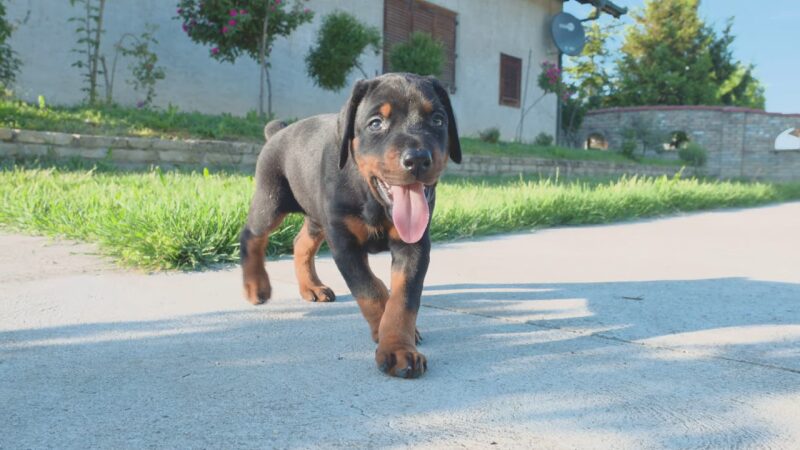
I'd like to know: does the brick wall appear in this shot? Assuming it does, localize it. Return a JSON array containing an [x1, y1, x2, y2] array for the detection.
[[580, 106, 800, 181]]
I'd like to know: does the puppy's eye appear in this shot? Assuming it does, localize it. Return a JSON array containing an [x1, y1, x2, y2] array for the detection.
[[367, 118, 384, 131], [431, 113, 445, 127]]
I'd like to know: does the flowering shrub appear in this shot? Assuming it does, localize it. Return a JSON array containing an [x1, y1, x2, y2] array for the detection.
[[537, 61, 573, 101], [175, 0, 312, 62], [175, 0, 313, 116]]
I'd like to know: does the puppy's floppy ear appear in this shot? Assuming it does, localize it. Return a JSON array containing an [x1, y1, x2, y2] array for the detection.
[[338, 79, 371, 169], [429, 77, 462, 164]]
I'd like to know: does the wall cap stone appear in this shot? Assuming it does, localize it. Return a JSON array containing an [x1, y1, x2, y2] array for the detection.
[[587, 105, 800, 119]]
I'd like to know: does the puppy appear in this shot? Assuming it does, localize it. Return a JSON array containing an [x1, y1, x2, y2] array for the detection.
[[240, 73, 461, 378]]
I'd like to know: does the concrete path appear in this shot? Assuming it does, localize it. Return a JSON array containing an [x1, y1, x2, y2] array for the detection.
[[2, 203, 799, 449]]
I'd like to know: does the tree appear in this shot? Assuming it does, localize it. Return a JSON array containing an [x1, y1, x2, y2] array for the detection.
[[0, 0, 21, 89], [388, 31, 444, 77], [708, 19, 765, 109], [611, 0, 717, 106], [564, 22, 617, 110], [562, 22, 619, 145], [305, 11, 381, 91], [176, 0, 314, 117]]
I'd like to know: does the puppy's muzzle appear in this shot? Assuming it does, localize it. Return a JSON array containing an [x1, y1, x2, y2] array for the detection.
[[401, 149, 433, 178]]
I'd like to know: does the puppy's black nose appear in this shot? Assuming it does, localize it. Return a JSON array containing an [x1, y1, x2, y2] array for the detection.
[[401, 149, 432, 176]]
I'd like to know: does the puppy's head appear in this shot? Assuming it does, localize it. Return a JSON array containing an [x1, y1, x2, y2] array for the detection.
[[338, 73, 461, 244]]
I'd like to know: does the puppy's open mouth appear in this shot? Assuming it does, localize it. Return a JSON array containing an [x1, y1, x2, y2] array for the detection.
[[372, 177, 433, 244]]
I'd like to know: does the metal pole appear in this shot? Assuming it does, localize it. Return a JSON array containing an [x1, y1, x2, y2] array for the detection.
[[556, 50, 563, 146]]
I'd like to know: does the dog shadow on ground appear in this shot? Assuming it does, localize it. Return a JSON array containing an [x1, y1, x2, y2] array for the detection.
[[2, 277, 799, 448]]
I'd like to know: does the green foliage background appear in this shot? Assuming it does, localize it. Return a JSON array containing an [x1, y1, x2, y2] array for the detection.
[[305, 11, 381, 91], [388, 31, 444, 77], [565, 0, 766, 110], [0, 0, 21, 87]]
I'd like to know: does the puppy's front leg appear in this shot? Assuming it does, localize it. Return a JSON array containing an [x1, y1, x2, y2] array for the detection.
[[328, 221, 389, 343], [375, 232, 430, 379]]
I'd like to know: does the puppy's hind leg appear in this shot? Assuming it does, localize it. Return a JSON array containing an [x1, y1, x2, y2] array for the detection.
[[240, 188, 287, 305], [293, 218, 335, 302]]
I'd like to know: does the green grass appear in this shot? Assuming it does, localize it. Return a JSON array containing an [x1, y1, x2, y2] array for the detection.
[[2, 162, 798, 271], [461, 137, 683, 167], [0, 98, 266, 142]]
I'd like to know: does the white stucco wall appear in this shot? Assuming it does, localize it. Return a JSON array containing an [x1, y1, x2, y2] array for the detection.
[[6, 0, 559, 142]]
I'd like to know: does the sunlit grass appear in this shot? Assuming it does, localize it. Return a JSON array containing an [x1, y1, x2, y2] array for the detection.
[[2, 163, 798, 270]]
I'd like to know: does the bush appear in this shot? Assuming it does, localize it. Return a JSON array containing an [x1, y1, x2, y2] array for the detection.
[[0, 0, 21, 88], [621, 139, 638, 160], [533, 132, 554, 147], [388, 31, 444, 77], [478, 127, 500, 143], [305, 11, 381, 91], [679, 142, 707, 166]]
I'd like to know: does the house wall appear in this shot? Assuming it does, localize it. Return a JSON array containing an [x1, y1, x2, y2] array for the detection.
[[580, 106, 800, 181], [5, 0, 559, 142]]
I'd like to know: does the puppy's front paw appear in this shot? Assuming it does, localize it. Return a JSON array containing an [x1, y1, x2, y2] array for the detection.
[[376, 346, 427, 379], [299, 285, 336, 303]]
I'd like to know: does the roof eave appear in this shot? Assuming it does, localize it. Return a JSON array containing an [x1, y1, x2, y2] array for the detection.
[[563, 0, 628, 19]]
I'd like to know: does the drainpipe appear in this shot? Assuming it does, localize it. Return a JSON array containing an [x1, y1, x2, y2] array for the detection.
[[556, 51, 563, 146]]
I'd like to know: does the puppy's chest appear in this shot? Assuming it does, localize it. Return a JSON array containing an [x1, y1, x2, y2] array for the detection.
[[360, 203, 391, 253]]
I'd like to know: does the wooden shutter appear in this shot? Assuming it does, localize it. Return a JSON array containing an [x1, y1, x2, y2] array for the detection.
[[383, 0, 457, 91], [499, 53, 522, 108]]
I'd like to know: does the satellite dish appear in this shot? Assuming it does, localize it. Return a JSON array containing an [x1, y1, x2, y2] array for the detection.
[[551, 12, 586, 56]]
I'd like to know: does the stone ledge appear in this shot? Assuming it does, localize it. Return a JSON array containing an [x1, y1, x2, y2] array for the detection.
[[0, 127, 701, 177]]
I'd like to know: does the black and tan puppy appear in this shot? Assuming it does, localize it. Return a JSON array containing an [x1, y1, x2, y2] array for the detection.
[[240, 73, 461, 378]]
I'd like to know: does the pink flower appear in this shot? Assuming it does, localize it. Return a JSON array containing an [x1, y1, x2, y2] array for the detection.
[[239, 9, 247, 15], [228, 19, 236, 26], [222, 25, 228, 33], [182, 23, 188, 32], [211, 47, 219, 55], [275, 0, 281, 4], [229, 9, 237, 16]]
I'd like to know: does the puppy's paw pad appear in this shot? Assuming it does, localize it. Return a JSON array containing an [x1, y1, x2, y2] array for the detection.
[[376, 348, 427, 379]]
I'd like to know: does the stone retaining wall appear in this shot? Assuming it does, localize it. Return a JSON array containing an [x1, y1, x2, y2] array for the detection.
[[580, 106, 800, 181], [0, 129, 261, 170], [446, 154, 694, 178], [0, 128, 694, 178]]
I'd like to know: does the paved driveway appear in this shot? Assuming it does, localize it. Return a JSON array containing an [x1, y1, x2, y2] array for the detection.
[[2, 203, 799, 449]]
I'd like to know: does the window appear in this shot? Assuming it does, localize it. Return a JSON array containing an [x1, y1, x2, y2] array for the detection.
[[383, 0, 458, 91], [663, 130, 690, 151], [586, 133, 609, 150], [499, 53, 522, 108]]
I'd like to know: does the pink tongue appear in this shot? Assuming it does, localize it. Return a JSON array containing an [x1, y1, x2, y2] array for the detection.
[[390, 183, 430, 244]]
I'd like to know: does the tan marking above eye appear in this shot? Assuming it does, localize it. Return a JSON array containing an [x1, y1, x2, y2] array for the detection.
[[421, 100, 433, 113], [380, 103, 392, 118]]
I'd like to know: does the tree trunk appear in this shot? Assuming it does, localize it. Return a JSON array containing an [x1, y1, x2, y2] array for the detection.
[[89, 0, 106, 105], [258, 10, 269, 118]]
